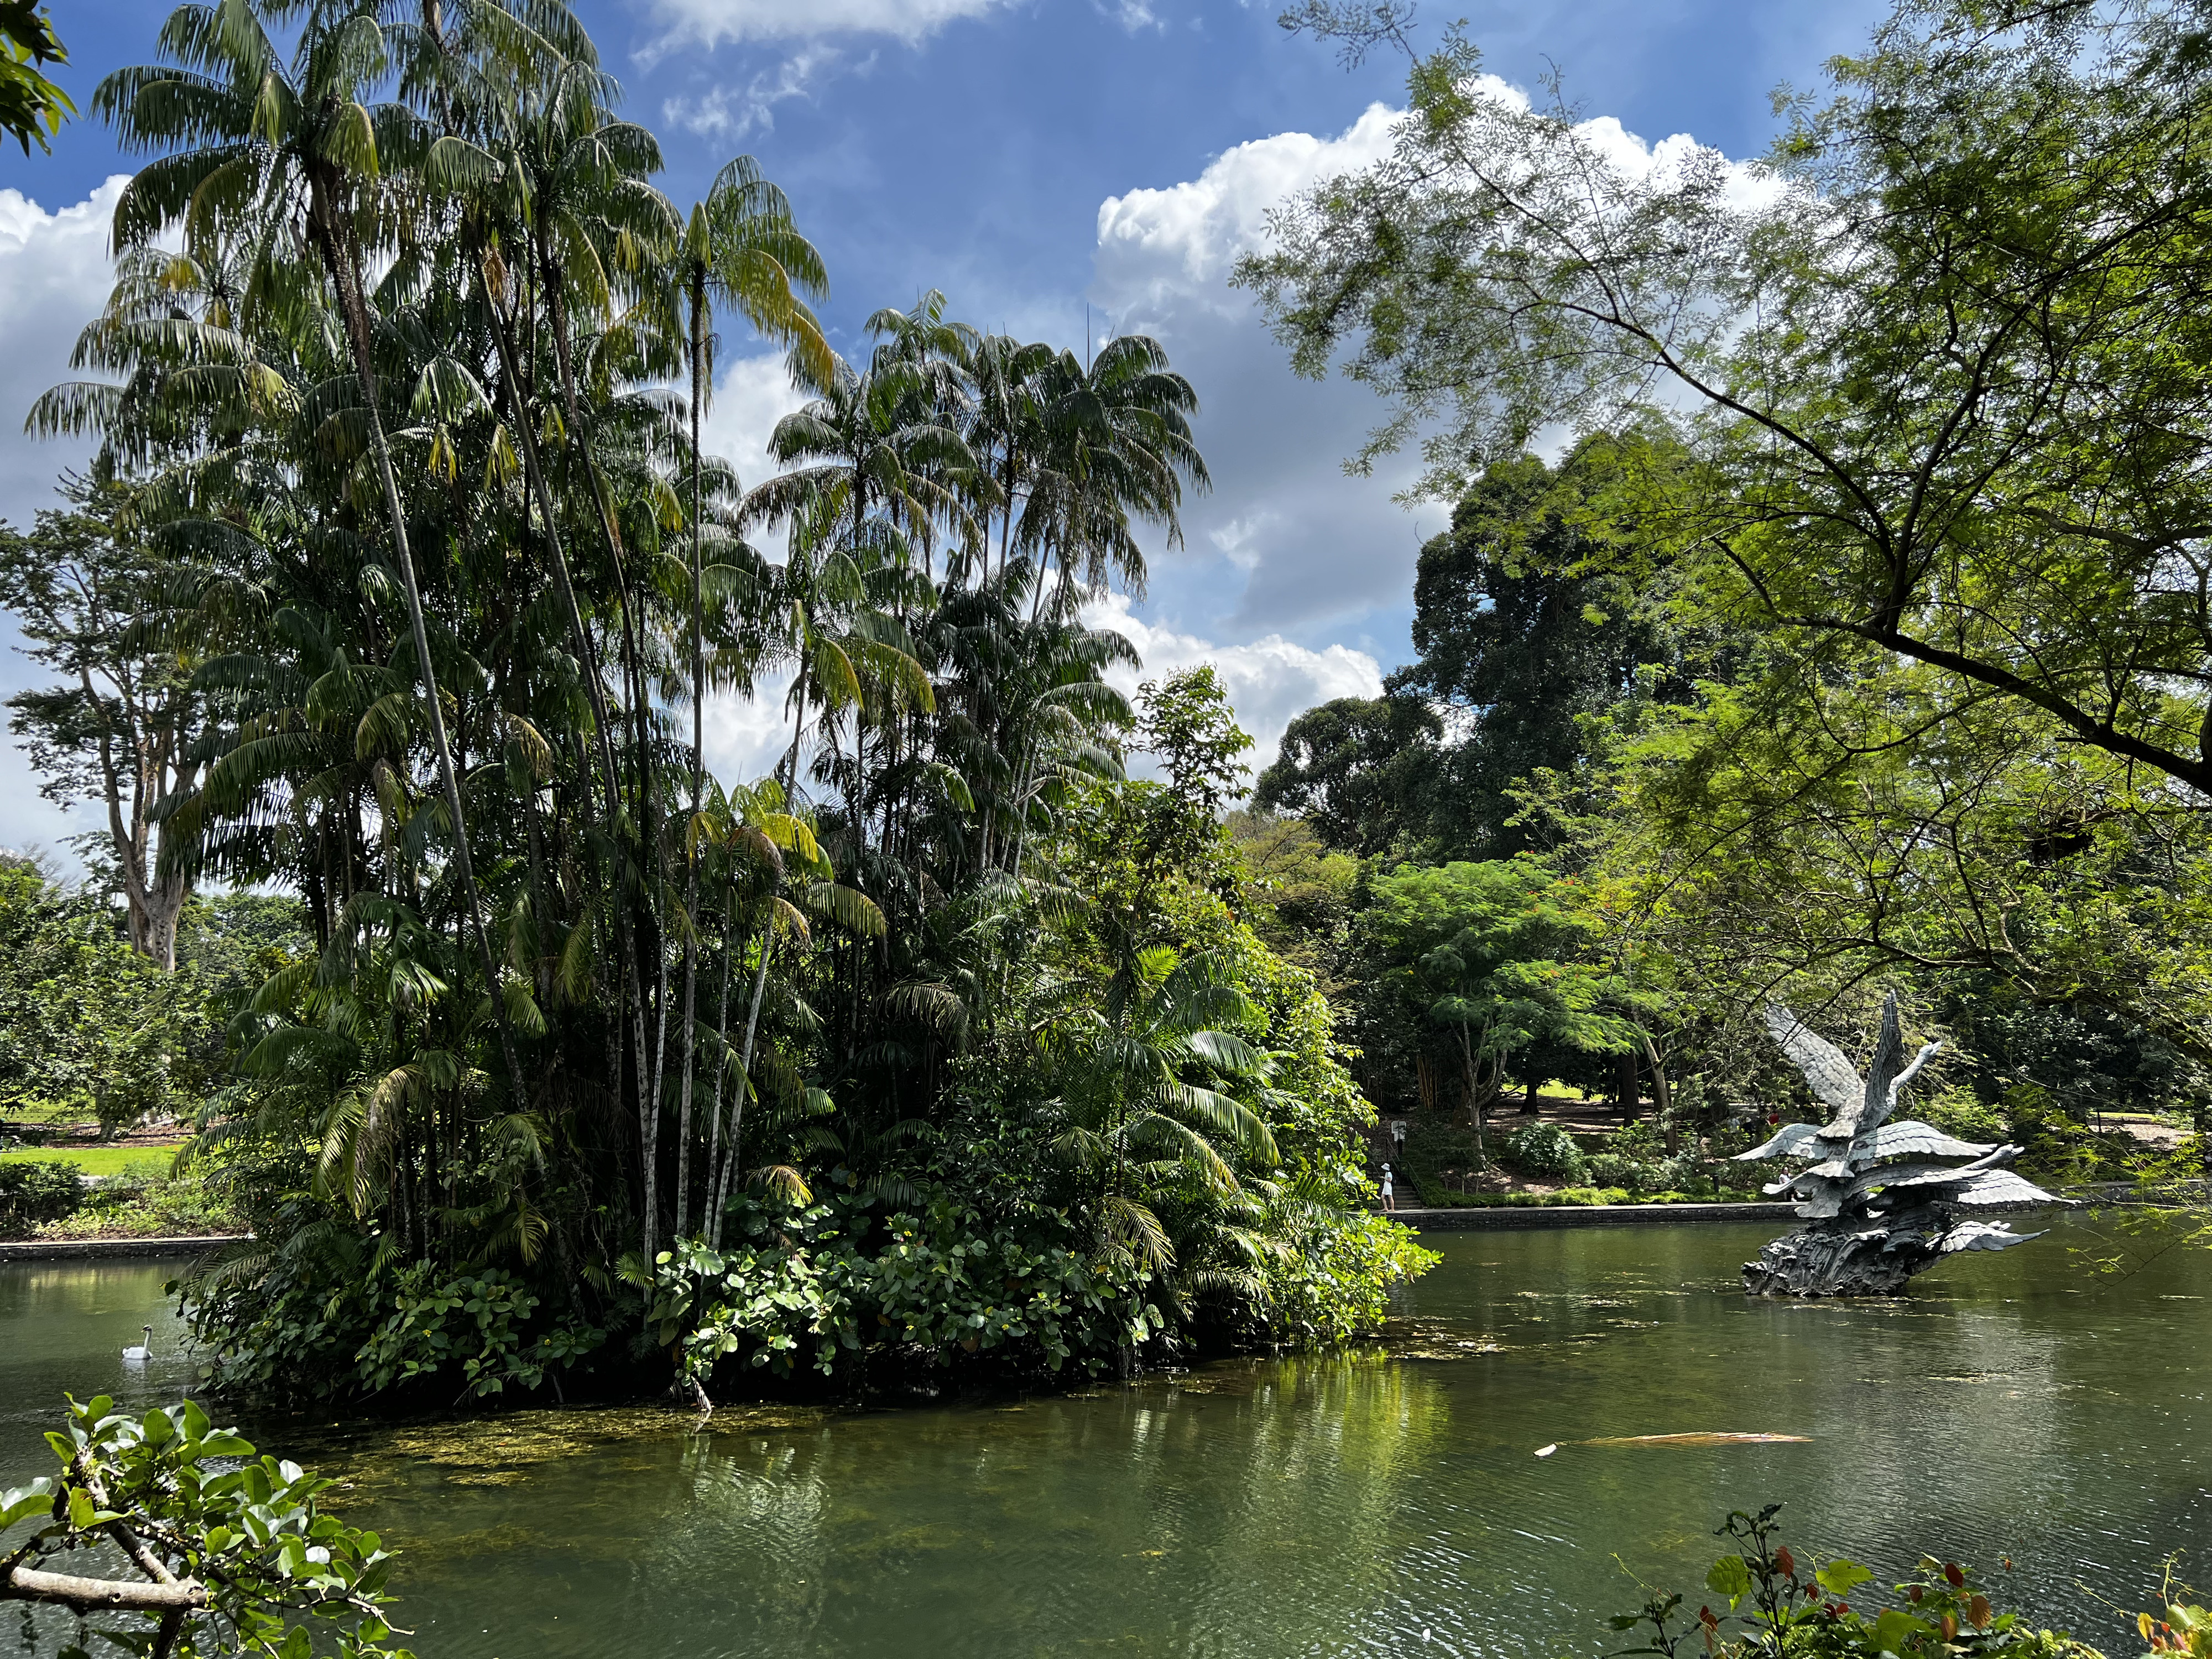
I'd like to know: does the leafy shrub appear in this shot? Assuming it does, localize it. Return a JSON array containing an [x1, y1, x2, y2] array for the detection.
[[1923, 1086, 2006, 1144], [184, 1209, 604, 1405], [1613, 1504, 2109, 1659], [0, 1157, 83, 1233], [1505, 1121, 1586, 1181], [58, 1161, 242, 1239], [1583, 1150, 1651, 1191], [643, 1199, 1152, 1387], [640, 1187, 1442, 1398], [356, 1265, 605, 1397], [1400, 1120, 1483, 1203], [0, 1394, 411, 1658], [1245, 1202, 1440, 1345], [1550, 1186, 1619, 1206]]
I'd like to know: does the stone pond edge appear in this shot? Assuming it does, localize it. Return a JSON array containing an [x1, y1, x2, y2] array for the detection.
[[1395, 1201, 1798, 1230], [0, 1234, 249, 1261]]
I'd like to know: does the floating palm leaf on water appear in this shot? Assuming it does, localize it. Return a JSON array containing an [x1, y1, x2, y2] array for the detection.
[[1579, 1432, 1813, 1447]]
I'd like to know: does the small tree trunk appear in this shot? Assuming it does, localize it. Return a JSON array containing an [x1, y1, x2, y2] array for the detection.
[[1644, 1035, 1677, 1154], [713, 922, 776, 1223], [1459, 1025, 1487, 1170], [703, 920, 735, 1250]]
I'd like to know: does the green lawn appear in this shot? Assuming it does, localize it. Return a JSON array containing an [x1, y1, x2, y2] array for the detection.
[[0, 1144, 184, 1176]]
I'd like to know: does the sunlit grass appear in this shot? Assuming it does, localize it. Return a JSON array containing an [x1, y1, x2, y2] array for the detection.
[[0, 1145, 184, 1176]]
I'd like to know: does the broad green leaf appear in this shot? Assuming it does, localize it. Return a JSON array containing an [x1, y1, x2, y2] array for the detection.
[[1817, 1558, 1874, 1598], [1705, 1554, 1752, 1605], [1871, 1608, 1933, 1654], [0, 1480, 54, 1529]]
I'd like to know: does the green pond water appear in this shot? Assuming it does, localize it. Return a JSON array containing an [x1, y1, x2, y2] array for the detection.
[[5, 1219, 2209, 1657]]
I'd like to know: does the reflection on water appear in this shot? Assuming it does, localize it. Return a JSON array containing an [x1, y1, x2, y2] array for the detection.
[[4, 1221, 2208, 1658]]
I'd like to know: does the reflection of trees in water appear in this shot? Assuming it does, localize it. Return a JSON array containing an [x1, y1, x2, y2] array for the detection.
[[249, 1225, 2211, 1658], [634, 1355, 1455, 1654]]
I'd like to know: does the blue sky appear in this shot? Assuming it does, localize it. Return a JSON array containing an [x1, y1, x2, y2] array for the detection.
[[0, 0, 1884, 862]]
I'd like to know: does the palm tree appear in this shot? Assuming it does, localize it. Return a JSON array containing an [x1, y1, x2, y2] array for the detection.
[[651, 156, 828, 1243], [1028, 334, 1211, 606], [96, 0, 524, 1098], [1042, 946, 1279, 1281], [962, 333, 1056, 586]]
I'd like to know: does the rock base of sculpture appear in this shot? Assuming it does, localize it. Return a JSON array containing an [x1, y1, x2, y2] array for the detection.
[[1741, 1209, 1949, 1297]]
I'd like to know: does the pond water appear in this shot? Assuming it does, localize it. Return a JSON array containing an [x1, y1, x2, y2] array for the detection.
[[4, 1219, 2209, 1658]]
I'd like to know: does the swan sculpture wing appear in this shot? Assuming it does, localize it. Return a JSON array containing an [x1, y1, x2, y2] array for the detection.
[[1735, 1121, 1828, 1162], [1860, 1122, 1997, 1162], [1762, 1004, 1864, 1127]]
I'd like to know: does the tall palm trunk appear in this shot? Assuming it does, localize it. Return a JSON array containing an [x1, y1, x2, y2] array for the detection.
[[540, 254, 666, 1260], [478, 251, 659, 1235], [703, 910, 735, 1250], [712, 914, 776, 1228], [311, 182, 523, 1106], [675, 274, 709, 1239], [778, 670, 810, 795]]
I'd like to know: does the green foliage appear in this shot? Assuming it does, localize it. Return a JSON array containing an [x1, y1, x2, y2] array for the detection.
[[1503, 1121, 1584, 1181], [0, 863, 178, 1135], [1387, 437, 1721, 860], [1254, 697, 1443, 858], [56, 1161, 239, 1241], [1226, 812, 1359, 975], [643, 1196, 1156, 1384], [1239, 0, 2212, 1190], [1364, 857, 1641, 1159], [0, 1394, 410, 1658], [1132, 666, 1256, 874], [356, 1266, 605, 1398], [0, 1159, 83, 1233], [1611, 1506, 2099, 1659], [0, 0, 1422, 1407], [1248, 1202, 1438, 1345], [0, 0, 69, 156]]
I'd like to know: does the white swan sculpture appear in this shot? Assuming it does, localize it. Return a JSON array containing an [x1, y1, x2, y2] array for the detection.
[[122, 1324, 153, 1363]]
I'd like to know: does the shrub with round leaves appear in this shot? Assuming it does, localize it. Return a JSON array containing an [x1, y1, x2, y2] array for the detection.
[[0, 1394, 411, 1658]]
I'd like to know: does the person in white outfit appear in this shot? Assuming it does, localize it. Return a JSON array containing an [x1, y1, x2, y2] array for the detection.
[[1380, 1163, 1396, 1212]]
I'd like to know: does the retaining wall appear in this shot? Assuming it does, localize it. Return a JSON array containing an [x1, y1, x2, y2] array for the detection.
[[0, 1235, 246, 1262]]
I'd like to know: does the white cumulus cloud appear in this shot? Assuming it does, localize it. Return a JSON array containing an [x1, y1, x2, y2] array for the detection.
[[662, 46, 846, 137], [0, 177, 121, 527], [1094, 101, 1402, 303], [1082, 87, 1768, 644], [641, 0, 1015, 51], [695, 351, 813, 791], [700, 348, 815, 489], [0, 178, 127, 865], [1087, 105, 1440, 641], [1084, 591, 1381, 770]]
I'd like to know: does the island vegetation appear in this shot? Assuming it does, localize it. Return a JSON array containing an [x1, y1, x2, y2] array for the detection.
[[0, 0, 1431, 1406]]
